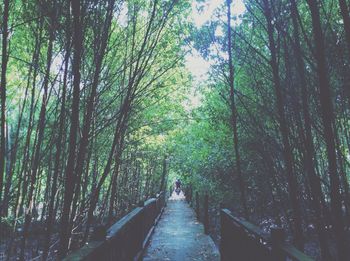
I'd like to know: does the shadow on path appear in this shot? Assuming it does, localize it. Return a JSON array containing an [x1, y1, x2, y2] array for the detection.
[[143, 191, 220, 261]]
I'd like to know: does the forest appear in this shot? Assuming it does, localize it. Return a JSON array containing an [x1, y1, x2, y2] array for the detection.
[[0, 0, 350, 260]]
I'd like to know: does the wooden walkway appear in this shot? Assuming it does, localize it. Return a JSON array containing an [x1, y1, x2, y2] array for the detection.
[[143, 192, 220, 261]]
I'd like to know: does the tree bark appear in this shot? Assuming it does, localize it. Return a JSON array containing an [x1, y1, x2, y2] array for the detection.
[[0, 0, 10, 213], [69, 0, 115, 230], [289, 0, 331, 258], [59, 0, 84, 257], [43, 16, 70, 260], [307, 0, 349, 259], [262, 0, 304, 249], [19, 8, 55, 260], [226, 0, 249, 219]]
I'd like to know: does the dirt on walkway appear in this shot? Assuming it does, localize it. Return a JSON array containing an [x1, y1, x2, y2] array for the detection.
[[143, 192, 220, 261]]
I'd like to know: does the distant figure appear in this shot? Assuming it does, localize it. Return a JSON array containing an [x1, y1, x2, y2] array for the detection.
[[175, 179, 181, 195]]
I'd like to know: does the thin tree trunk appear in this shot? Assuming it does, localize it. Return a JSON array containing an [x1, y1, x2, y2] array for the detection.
[[226, 0, 249, 219], [339, 0, 350, 58], [108, 160, 120, 224], [289, 0, 331, 258], [307, 0, 349, 259], [263, 0, 304, 249], [59, 0, 84, 256], [159, 155, 167, 193], [16, 20, 43, 223], [19, 10, 55, 260], [0, 0, 10, 212], [42, 21, 70, 260], [2, 62, 32, 216], [69, 0, 115, 230], [83, 111, 128, 243]]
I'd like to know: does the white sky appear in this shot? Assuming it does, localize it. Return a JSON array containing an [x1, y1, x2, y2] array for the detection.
[[184, 0, 246, 109], [191, 0, 245, 28], [185, 0, 245, 81]]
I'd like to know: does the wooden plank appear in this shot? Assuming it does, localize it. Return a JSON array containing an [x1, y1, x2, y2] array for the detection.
[[62, 241, 104, 261], [221, 209, 268, 240], [106, 207, 143, 239], [220, 209, 314, 261], [281, 243, 315, 261], [64, 192, 165, 261]]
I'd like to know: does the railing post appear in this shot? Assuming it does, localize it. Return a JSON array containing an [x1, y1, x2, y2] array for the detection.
[[185, 186, 191, 203], [220, 209, 233, 261], [91, 225, 107, 241], [189, 186, 193, 205], [204, 194, 209, 234], [196, 192, 200, 220], [169, 185, 172, 198], [271, 227, 286, 261]]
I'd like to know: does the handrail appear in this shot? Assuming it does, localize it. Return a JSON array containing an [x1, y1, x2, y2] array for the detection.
[[280, 243, 314, 261], [64, 191, 165, 261], [220, 209, 314, 261]]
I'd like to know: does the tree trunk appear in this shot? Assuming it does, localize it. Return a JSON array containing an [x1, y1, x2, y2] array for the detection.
[[263, 0, 304, 249], [19, 10, 55, 260], [159, 155, 167, 193], [226, 0, 249, 219], [307, 0, 349, 259], [289, 0, 331, 258], [42, 19, 70, 260], [59, 0, 84, 257], [69, 0, 115, 231], [0, 0, 10, 212]]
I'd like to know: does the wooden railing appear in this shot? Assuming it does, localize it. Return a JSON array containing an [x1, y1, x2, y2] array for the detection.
[[183, 187, 210, 234], [220, 209, 314, 261], [184, 187, 314, 260], [64, 192, 165, 261]]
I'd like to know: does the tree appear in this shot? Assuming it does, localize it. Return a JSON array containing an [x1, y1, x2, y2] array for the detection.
[[226, 0, 248, 219], [59, 0, 84, 256], [0, 0, 10, 214], [306, 0, 349, 259]]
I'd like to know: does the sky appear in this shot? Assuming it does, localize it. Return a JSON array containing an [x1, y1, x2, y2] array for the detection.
[[185, 0, 246, 81], [184, 0, 246, 108]]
